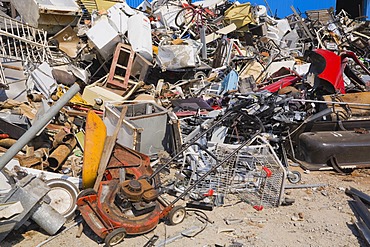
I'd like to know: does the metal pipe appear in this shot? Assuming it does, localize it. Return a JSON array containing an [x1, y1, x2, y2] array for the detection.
[[52, 129, 75, 148], [0, 83, 80, 171], [31, 202, 66, 235], [48, 141, 77, 171], [285, 183, 327, 189]]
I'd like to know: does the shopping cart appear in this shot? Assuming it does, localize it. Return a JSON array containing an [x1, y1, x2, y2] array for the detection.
[[173, 135, 286, 208]]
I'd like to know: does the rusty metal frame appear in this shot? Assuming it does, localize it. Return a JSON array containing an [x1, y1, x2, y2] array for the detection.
[[107, 43, 135, 90]]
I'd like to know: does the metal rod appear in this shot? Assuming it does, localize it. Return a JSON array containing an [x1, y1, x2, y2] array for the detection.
[[290, 6, 314, 41], [36, 218, 82, 247], [156, 226, 200, 247], [264, 0, 274, 17], [0, 83, 80, 171], [290, 98, 370, 107], [200, 26, 207, 60], [285, 183, 327, 189]]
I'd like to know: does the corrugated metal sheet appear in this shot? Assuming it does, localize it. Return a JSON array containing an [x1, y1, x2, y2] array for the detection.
[[363, 0, 370, 20]]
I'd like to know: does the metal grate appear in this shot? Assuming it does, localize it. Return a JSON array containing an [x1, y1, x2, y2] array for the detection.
[[0, 15, 51, 64]]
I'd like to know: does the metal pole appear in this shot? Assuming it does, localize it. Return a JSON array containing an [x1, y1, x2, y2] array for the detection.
[[0, 83, 80, 170], [290, 6, 314, 41], [200, 26, 207, 60], [290, 98, 370, 107]]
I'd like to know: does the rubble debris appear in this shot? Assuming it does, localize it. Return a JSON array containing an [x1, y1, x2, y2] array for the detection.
[[10, 0, 81, 34], [224, 218, 243, 225], [291, 212, 304, 221], [0, 201, 23, 219], [0, 174, 66, 242], [1, 0, 370, 245]]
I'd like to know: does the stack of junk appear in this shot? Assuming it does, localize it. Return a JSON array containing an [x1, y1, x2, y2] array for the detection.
[[0, 0, 370, 246]]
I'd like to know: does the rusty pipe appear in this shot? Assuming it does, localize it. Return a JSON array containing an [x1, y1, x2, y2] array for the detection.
[[0, 83, 80, 171], [53, 129, 74, 148], [48, 137, 77, 170]]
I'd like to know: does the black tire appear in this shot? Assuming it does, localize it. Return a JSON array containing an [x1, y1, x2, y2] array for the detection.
[[175, 7, 196, 28], [194, 71, 207, 80], [45, 179, 79, 221], [105, 228, 126, 246], [77, 188, 97, 200], [330, 156, 354, 174], [287, 170, 301, 184], [167, 205, 186, 225]]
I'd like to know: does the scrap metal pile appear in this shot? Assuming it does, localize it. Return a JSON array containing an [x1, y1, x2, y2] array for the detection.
[[1, 0, 370, 246]]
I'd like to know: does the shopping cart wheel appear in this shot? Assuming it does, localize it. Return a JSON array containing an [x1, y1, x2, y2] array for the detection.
[[287, 170, 301, 184], [105, 228, 126, 246], [168, 206, 186, 225]]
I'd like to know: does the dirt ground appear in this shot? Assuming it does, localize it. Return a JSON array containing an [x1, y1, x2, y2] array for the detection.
[[2, 167, 370, 247]]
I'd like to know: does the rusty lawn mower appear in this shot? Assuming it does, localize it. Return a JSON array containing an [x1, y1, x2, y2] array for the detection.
[[77, 100, 262, 246], [76, 144, 187, 246]]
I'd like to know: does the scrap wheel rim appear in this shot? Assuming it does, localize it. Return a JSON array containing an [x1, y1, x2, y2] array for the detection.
[[168, 206, 186, 225], [105, 228, 126, 246], [45, 179, 79, 221]]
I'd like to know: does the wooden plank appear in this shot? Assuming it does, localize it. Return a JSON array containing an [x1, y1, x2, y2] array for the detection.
[[93, 105, 127, 191]]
